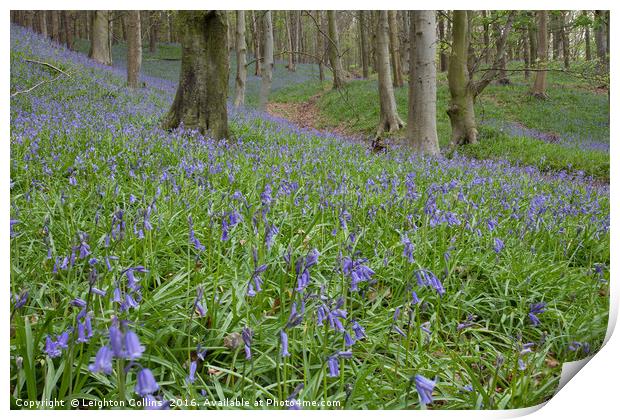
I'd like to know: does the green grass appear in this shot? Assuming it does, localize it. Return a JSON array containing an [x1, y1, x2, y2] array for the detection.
[[270, 64, 609, 180]]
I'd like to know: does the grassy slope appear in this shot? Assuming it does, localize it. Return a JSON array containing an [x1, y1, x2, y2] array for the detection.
[[11, 29, 610, 409], [272, 69, 610, 181]]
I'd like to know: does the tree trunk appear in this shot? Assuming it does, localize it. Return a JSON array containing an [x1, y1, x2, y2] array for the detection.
[[551, 12, 560, 60], [561, 12, 569, 68], [528, 14, 537, 68], [438, 12, 448, 72], [584, 11, 592, 61], [285, 11, 295, 71], [234, 10, 247, 107], [531, 11, 548, 98], [447, 11, 477, 146], [523, 28, 530, 80], [251, 11, 261, 76], [359, 11, 369, 78], [375, 10, 404, 138], [408, 11, 439, 155], [388, 10, 404, 87], [594, 10, 607, 69], [258, 11, 273, 111], [89, 11, 112, 65], [37, 11, 48, 38], [127, 11, 142, 89], [482, 10, 490, 64], [327, 10, 345, 89], [315, 11, 325, 82], [63, 11, 74, 50], [162, 11, 229, 139]]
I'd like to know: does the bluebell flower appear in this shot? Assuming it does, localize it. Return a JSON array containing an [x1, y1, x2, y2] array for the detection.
[[109, 325, 124, 357], [493, 238, 505, 254], [342, 257, 375, 292], [402, 235, 415, 263], [135, 368, 159, 396], [280, 330, 290, 357], [56, 331, 70, 349], [414, 374, 436, 405], [70, 298, 87, 308], [124, 330, 145, 360], [89, 345, 113, 375], [344, 331, 355, 347], [351, 320, 366, 340], [528, 302, 546, 327], [327, 356, 339, 377], [411, 291, 420, 305], [242, 327, 253, 360], [415, 269, 445, 296], [44, 336, 62, 358], [186, 360, 197, 384]]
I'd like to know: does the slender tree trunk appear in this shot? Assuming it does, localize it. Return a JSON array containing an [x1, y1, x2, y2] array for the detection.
[[584, 11, 592, 61], [388, 10, 403, 87], [89, 11, 112, 65], [285, 11, 295, 71], [63, 11, 74, 50], [375, 10, 404, 138], [482, 10, 490, 64], [258, 11, 273, 111], [447, 11, 477, 146], [528, 14, 537, 68], [551, 12, 560, 60], [523, 28, 530, 80], [327, 11, 345, 89], [408, 11, 439, 155], [162, 11, 229, 139], [316, 11, 325, 82], [400, 11, 410, 75], [234, 10, 247, 107], [37, 11, 47, 38], [438, 12, 448, 72], [561, 12, 569, 68], [127, 11, 142, 89], [251, 11, 261, 76], [359, 11, 369, 78], [149, 11, 158, 53], [531, 11, 548, 98]]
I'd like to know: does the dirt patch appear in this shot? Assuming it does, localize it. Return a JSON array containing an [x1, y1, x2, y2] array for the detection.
[[267, 94, 352, 137]]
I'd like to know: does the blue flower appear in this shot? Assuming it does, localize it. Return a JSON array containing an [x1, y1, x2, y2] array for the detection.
[[242, 327, 253, 360], [414, 374, 436, 405], [280, 330, 290, 357], [186, 360, 197, 384], [89, 345, 113, 375], [135, 368, 159, 396], [327, 356, 339, 377], [124, 330, 145, 360], [493, 238, 505, 254]]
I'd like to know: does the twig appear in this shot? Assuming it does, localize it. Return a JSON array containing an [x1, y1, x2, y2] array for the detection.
[[24, 58, 71, 78], [10, 74, 64, 98]]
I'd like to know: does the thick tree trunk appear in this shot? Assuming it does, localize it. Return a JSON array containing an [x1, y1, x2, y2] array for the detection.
[[162, 11, 229, 139], [127, 11, 142, 89], [438, 12, 448, 72], [359, 11, 369, 78], [594, 10, 607, 69], [89, 11, 112, 65], [375, 10, 404, 138], [388, 10, 404, 88], [50, 11, 61, 43], [531, 11, 548, 98], [447, 11, 477, 146], [258, 11, 273, 111], [234, 10, 247, 107], [408, 11, 439, 155], [327, 10, 345, 89]]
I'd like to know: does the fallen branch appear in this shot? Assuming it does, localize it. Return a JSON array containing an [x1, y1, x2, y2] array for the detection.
[[10, 73, 65, 98], [24, 58, 71, 78]]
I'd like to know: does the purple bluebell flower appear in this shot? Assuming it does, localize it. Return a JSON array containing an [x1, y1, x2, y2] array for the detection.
[[280, 330, 290, 357], [109, 325, 124, 357], [337, 351, 353, 359], [286, 302, 304, 328], [44, 336, 62, 358], [186, 360, 197, 384], [342, 257, 375, 292], [344, 331, 355, 347], [493, 238, 505, 254], [12, 290, 28, 309], [242, 327, 253, 360], [135, 368, 159, 396], [194, 287, 207, 317], [265, 223, 279, 250], [124, 330, 145, 360], [57, 331, 70, 349], [70, 298, 87, 308], [92, 287, 106, 297], [411, 291, 420, 305], [414, 374, 436, 405], [327, 356, 339, 377], [351, 320, 366, 340], [393, 325, 406, 337], [402, 235, 415, 263], [89, 345, 113, 374], [415, 269, 445, 296], [528, 302, 546, 327]]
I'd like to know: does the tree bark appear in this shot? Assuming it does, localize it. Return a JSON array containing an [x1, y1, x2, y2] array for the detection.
[[327, 10, 345, 89], [63, 11, 74, 50], [375, 10, 404, 137], [388, 10, 404, 87], [285, 11, 296, 71], [594, 10, 607, 70], [258, 11, 273, 111], [447, 11, 477, 146], [438, 12, 448, 72], [408, 11, 439, 155], [89, 11, 112, 65], [50, 11, 60, 43], [162, 11, 229, 139], [148, 11, 158, 53], [482, 10, 490, 64], [37, 11, 48, 38], [531, 11, 548, 98], [561, 11, 569, 68], [127, 11, 142, 89], [584, 11, 592, 61], [523, 28, 530, 80], [251, 11, 261, 76], [316, 11, 325, 82], [234, 10, 247, 107], [359, 11, 369, 78]]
